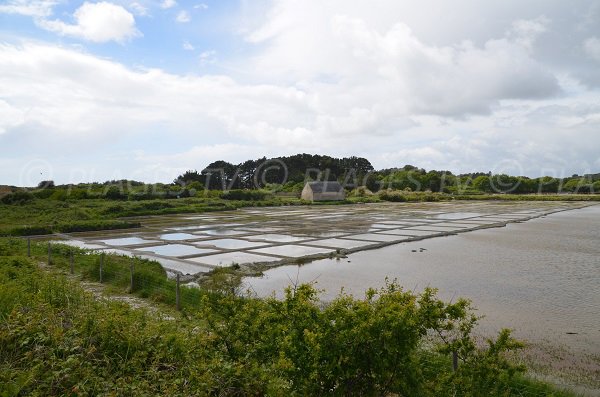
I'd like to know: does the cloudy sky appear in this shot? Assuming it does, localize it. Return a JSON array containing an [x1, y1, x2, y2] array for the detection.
[[1, 0, 599, 185]]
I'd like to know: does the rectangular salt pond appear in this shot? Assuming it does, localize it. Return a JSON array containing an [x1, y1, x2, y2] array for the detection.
[[98, 237, 160, 246], [342, 233, 406, 242], [238, 227, 286, 233], [196, 228, 249, 236], [440, 222, 480, 228], [291, 230, 349, 238], [188, 252, 280, 267], [159, 233, 199, 241], [196, 238, 267, 250], [250, 244, 332, 257], [167, 225, 206, 231], [137, 244, 217, 257], [303, 238, 379, 249], [374, 229, 444, 237], [246, 234, 309, 243], [402, 225, 468, 232], [432, 212, 484, 220], [369, 223, 405, 229]]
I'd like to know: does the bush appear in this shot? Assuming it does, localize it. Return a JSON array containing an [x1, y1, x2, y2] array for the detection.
[[378, 189, 442, 202], [378, 189, 407, 202], [48, 189, 68, 201], [348, 186, 374, 197], [55, 220, 141, 233], [0, 191, 34, 205], [200, 282, 529, 396], [31, 188, 54, 199], [103, 186, 127, 200], [67, 188, 90, 200], [4, 225, 52, 236], [221, 189, 268, 201]]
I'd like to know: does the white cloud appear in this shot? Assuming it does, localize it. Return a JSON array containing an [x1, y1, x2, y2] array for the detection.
[[175, 10, 190, 23], [194, 3, 208, 10], [0, 0, 56, 17], [509, 15, 550, 49], [2, 0, 600, 183], [241, 3, 559, 118], [583, 37, 600, 62], [129, 1, 148, 16], [133, 144, 270, 177], [0, 100, 25, 134], [0, 41, 598, 185], [183, 40, 194, 51], [199, 49, 215, 65], [160, 0, 176, 9], [38, 2, 141, 43], [329, 16, 558, 116], [0, 43, 316, 146]]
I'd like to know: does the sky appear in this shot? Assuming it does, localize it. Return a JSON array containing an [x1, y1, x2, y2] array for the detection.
[[1, 0, 599, 185]]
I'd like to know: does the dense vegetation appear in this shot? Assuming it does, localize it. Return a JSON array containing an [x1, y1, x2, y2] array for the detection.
[[0, 194, 303, 236], [172, 154, 600, 194], [175, 154, 375, 191], [0, 238, 578, 396]]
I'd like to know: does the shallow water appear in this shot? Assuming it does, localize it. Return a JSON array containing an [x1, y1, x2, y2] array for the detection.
[[244, 205, 600, 354]]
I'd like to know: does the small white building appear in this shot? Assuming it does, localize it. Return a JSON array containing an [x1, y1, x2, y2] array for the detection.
[[301, 181, 346, 201]]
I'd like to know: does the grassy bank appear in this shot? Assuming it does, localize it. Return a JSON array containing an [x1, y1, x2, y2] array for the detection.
[[0, 238, 582, 396], [0, 196, 303, 236]]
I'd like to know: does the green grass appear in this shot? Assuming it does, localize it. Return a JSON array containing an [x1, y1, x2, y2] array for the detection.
[[0, 196, 302, 236], [450, 193, 600, 201], [0, 238, 210, 311]]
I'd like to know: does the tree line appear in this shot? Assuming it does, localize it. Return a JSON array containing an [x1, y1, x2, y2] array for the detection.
[[174, 154, 600, 194], [1, 154, 598, 204]]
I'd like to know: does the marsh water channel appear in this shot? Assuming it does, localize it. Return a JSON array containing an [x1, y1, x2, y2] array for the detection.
[[57, 201, 600, 391]]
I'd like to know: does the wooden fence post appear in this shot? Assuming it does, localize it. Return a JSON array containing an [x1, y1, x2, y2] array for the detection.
[[27, 237, 31, 257], [70, 250, 74, 274], [99, 254, 104, 283], [176, 273, 181, 311], [130, 258, 135, 292], [47, 242, 51, 265], [452, 351, 458, 372]]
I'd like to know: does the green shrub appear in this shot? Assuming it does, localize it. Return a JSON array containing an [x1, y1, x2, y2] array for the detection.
[[0, 191, 34, 205], [55, 220, 141, 233], [31, 188, 54, 199], [48, 189, 68, 201], [103, 186, 127, 200], [221, 189, 269, 201], [5, 225, 53, 236]]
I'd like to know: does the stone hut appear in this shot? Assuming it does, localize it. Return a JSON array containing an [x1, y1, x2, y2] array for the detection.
[[301, 181, 346, 201]]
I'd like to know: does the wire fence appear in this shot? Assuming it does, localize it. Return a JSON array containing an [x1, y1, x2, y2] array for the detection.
[[35, 239, 207, 312]]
